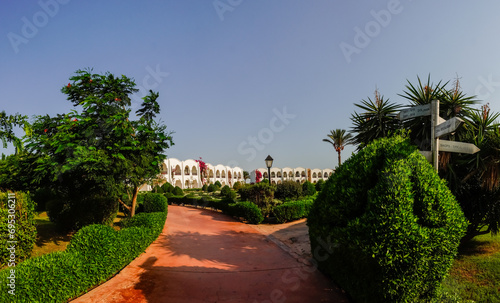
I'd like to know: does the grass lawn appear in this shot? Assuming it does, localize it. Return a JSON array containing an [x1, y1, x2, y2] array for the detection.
[[441, 233, 500, 302], [30, 212, 74, 258]]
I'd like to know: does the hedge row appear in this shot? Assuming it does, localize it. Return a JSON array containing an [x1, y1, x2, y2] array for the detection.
[[0, 209, 167, 302], [273, 196, 315, 223], [169, 195, 264, 224]]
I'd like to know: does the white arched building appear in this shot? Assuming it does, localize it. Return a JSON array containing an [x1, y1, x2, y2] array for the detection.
[[159, 158, 245, 189], [251, 167, 334, 184]]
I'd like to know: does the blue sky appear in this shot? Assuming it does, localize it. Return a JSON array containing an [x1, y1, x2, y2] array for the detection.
[[2, 1, 500, 171]]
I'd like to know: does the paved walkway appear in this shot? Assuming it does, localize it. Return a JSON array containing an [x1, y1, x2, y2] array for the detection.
[[72, 206, 348, 303]]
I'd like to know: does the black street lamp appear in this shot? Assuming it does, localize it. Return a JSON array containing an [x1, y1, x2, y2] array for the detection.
[[265, 155, 273, 182]]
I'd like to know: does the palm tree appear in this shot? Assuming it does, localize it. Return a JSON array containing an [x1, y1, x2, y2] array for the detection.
[[323, 129, 354, 168], [351, 88, 402, 150]]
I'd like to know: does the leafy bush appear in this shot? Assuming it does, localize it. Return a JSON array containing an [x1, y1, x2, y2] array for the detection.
[[226, 202, 264, 224], [161, 182, 174, 193], [220, 185, 231, 197], [214, 181, 222, 188], [202, 184, 208, 191], [207, 184, 216, 193], [152, 185, 164, 193], [172, 186, 183, 196], [273, 196, 315, 223], [238, 182, 275, 216], [302, 181, 316, 197], [143, 192, 168, 213], [275, 181, 302, 200], [315, 179, 325, 192], [47, 194, 118, 231], [307, 135, 468, 303], [0, 191, 37, 267], [233, 181, 243, 190], [0, 211, 167, 302]]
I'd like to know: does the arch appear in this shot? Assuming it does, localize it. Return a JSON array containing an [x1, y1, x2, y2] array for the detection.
[[228, 171, 232, 179], [271, 172, 276, 178], [184, 166, 190, 175], [324, 172, 328, 178], [209, 169, 214, 178], [295, 171, 300, 178], [222, 170, 226, 178], [277, 172, 282, 178], [216, 170, 221, 178], [174, 165, 181, 175], [283, 172, 287, 178], [263, 172, 268, 178], [191, 166, 197, 175], [301, 171, 306, 177], [185, 180, 190, 188], [175, 180, 182, 188]]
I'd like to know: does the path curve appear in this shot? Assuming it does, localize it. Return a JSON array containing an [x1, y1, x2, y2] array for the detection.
[[72, 206, 348, 303]]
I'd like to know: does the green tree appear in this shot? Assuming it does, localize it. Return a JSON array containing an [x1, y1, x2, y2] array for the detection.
[[0, 111, 28, 154], [20, 69, 173, 229], [350, 89, 401, 149], [322, 129, 354, 168]]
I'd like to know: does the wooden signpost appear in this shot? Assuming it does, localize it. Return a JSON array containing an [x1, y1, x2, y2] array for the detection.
[[398, 100, 479, 171]]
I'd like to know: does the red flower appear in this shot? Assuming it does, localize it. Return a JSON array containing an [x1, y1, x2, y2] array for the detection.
[[67, 83, 71, 88], [115, 98, 121, 101], [89, 79, 92, 83], [74, 118, 78, 121], [44, 129, 48, 133]]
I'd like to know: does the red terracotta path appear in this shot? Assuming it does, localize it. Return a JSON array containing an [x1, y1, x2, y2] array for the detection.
[[71, 206, 348, 303]]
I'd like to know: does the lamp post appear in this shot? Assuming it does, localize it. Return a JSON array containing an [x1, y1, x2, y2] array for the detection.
[[265, 155, 273, 183]]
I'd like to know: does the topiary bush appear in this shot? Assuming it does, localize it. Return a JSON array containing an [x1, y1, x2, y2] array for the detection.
[[307, 135, 468, 303], [275, 180, 302, 200], [302, 181, 316, 197], [238, 182, 275, 216], [207, 184, 216, 193], [172, 186, 183, 196], [214, 181, 222, 188], [226, 202, 264, 224], [143, 192, 168, 213], [233, 181, 243, 190], [273, 196, 315, 223], [161, 182, 174, 193], [202, 184, 208, 191], [0, 191, 37, 267]]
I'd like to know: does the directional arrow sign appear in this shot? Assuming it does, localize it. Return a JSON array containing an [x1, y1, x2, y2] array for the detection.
[[435, 117, 463, 138], [439, 140, 480, 154], [397, 104, 431, 120]]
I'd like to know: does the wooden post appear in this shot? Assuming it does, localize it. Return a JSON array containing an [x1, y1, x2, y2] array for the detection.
[[431, 100, 439, 172]]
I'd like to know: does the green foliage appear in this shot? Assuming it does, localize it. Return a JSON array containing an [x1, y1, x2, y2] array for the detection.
[[0, 191, 37, 267], [315, 179, 325, 192], [220, 185, 236, 199], [238, 182, 275, 216], [226, 202, 264, 224], [143, 192, 168, 213], [275, 181, 302, 200], [0, 211, 167, 302], [207, 184, 216, 193], [233, 181, 242, 190], [302, 181, 316, 196], [308, 135, 468, 303], [202, 184, 208, 191], [273, 196, 315, 223], [152, 185, 164, 193], [173, 186, 183, 196], [214, 181, 222, 188], [47, 195, 118, 231], [161, 182, 174, 193]]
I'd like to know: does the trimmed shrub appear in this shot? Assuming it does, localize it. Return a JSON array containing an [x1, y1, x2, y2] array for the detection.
[[238, 182, 275, 216], [207, 184, 216, 193], [0, 211, 167, 302], [161, 182, 174, 193], [202, 184, 208, 191], [152, 185, 164, 193], [273, 196, 315, 223], [307, 135, 468, 303], [172, 186, 183, 196], [233, 181, 243, 190], [315, 179, 325, 192], [302, 181, 316, 197], [0, 191, 37, 267], [143, 193, 168, 213], [214, 181, 222, 188], [275, 181, 302, 200], [220, 185, 236, 200], [226, 202, 264, 224]]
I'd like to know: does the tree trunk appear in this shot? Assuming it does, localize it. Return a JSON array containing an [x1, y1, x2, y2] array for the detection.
[[130, 185, 139, 217], [337, 150, 341, 168]]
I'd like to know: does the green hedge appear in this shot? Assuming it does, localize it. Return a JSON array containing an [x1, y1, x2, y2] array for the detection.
[[273, 196, 315, 223], [0, 209, 167, 302], [143, 192, 168, 213], [0, 191, 37, 267], [307, 135, 468, 303]]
